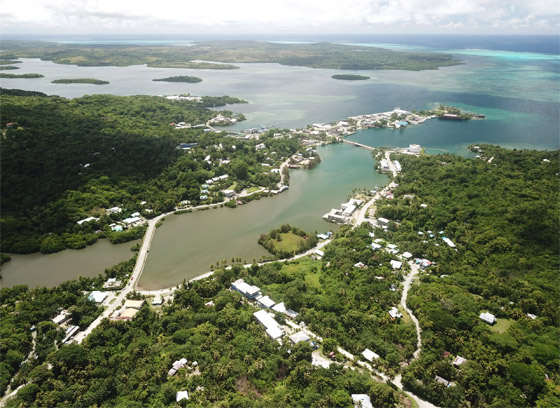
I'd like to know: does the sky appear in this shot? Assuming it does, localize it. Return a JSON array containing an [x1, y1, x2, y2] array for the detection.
[[1, 0, 559, 36]]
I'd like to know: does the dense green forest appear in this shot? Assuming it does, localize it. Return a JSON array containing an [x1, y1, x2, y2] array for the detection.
[[153, 76, 202, 83], [372, 145, 559, 407], [51, 78, 109, 85], [1, 40, 461, 71], [0, 89, 301, 255], [1, 269, 402, 407]]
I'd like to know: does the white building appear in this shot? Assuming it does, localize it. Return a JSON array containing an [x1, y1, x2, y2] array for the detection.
[[389, 307, 403, 319], [390, 260, 403, 270], [52, 310, 70, 325], [362, 348, 380, 362], [107, 206, 122, 214], [351, 394, 373, 408], [257, 295, 276, 309], [231, 279, 261, 299], [377, 217, 390, 226], [272, 302, 286, 314], [401, 252, 413, 260], [480, 312, 496, 325], [88, 291, 108, 303], [442, 237, 456, 248], [253, 309, 283, 340], [77, 216, 99, 226], [176, 391, 189, 402], [222, 189, 236, 198], [289, 331, 311, 344], [408, 144, 421, 153]]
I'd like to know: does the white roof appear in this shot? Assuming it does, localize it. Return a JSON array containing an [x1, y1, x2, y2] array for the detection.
[[123, 216, 141, 225], [124, 299, 145, 309], [377, 217, 390, 224], [371, 243, 382, 250], [176, 391, 189, 402], [442, 237, 456, 248], [258, 295, 276, 308], [401, 251, 413, 259], [352, 394, 373, 408], [362, 348, 379, 362], [314, 249, 325, 257], [289, 331, 311, 344], [52, 310, 70, 325], [77, 216, 99, 225], [453, 356, 467, 366], [480, 312, 496, 324], [272, 302, 286, 313], [88, 291, 107, 303], [232, 279, 261, 297], [254, 309, 283, 339], [390, 260, 403, 269], [389, 307, 403, 319]]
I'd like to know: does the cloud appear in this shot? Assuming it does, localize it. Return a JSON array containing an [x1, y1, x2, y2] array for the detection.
[[0, 0, 558, 34]]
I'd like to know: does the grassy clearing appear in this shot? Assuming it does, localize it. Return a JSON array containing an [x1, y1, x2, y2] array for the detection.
[[271, 232, 305, 253], [489, 318, 514, 334]]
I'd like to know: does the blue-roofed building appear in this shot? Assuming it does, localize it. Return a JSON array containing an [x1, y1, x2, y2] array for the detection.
[[397, 121, 409, 127]]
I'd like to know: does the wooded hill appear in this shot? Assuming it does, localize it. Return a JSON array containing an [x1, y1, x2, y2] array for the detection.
[[0, 89, 300, 255]]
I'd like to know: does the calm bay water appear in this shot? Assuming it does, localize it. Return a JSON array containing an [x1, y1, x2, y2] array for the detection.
[[140, 143, 387, 289], [0, 240, 137, 289], [2, 36, 558, 288]]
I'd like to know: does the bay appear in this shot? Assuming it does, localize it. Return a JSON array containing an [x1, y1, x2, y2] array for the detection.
[[1, 240, 138, 289]]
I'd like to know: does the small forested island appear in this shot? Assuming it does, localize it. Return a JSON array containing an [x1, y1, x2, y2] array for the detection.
[[332, 74, 370, 80], [153, 75, 202, 83], [51, 78, 109, 85], [0, 39, 461, 71], [258, 224, 318, 258], [0, 73, 44, 78], [0, 66, 20, 71]]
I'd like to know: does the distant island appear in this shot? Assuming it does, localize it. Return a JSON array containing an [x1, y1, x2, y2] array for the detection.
[[51, 78, 109, 85], [0, 66, 20, 71], [153, 76, 202, 83], [0, 73, 44, 78], [0, 59, 22, 65], [0, 40, 461, 71], [332, 74, 370, 80]]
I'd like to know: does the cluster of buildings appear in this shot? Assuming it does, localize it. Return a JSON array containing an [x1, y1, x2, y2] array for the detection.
[[52, 310, 80, 344], [165, 95, 202, 102], [323, 198, 364, 224], [208, 114, 238, 126], [111, 299, 145, 321], [231, 279, 303, 342], [167, 357, 198, 377], [76, 206, 146, 231]]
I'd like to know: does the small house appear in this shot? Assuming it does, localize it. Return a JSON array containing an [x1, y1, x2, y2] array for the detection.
[[480, 312, 496, 325], [389, 307, 403, 319], [362, 348, 379, 362], [289, 331, 310, 344], [390, 260, 403, 270], [88, 291, 108, 304], [351, 394, 373, 408], [176, 391, 189, 402]]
